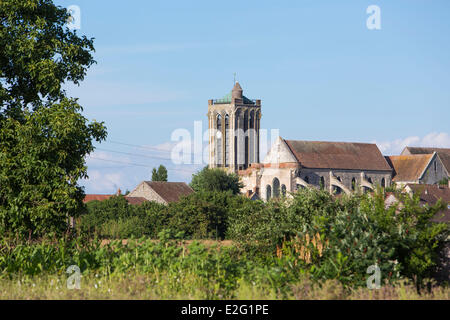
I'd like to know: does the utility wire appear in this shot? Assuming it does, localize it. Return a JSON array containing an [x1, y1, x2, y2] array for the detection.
[[89, 156, 198, 174], [95, 147, 174, 161], [105, 140, 174, 154], [105, 140, 206, 154]]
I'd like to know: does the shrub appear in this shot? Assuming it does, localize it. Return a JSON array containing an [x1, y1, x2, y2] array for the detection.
[[166, 191, 237, 240]]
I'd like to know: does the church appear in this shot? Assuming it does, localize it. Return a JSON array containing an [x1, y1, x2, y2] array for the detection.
[[207, 83, 449, 201]]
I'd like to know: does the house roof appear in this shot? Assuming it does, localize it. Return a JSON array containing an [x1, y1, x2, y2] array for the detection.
[[283, 140, 392, 171], [406, 184, 450, 203], [83, 194, 113, 203], [124, 197, 147, 205], [405, 184, 450, 223], [144, 181, 194, 203], [385, 154, 434, 182], [402, 147, 450, 174], [83, 194, 148, 205]]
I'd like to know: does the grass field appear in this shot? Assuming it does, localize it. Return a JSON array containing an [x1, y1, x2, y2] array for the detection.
[[1, 237, 448, 300], [1, 273, 448, 300]]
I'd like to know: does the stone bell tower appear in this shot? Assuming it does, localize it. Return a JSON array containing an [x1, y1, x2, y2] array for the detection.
[[208, 82, 261, 172]]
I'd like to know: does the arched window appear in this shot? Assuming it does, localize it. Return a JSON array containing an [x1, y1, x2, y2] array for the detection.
[[234, 109, 240, 168], [368, 177, 373, 184], [250, 110, 255, 129], [320, 176, 325, 190], [351, 178, 356, 191], [273, 178, 280, 198], [249, 110, 255, 163], [255, 111, 260, 163], [224, 114, 230, 167], [266, 185, 272, 200], [281, 185, 287, 197], [335, 177, 342, 194], [243, 110, 249, 168], [381, 178, 386, 188], [216, 114, 222, 166]]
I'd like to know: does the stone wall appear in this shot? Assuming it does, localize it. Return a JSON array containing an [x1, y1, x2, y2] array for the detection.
[[299, 168, 392, 192], [239, 165, 393, 200], [420, 155, 448, 185], [240, 165, 393, 200]]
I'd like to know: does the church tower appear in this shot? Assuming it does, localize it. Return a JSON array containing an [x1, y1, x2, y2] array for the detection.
[[208, 82, 261, 172]]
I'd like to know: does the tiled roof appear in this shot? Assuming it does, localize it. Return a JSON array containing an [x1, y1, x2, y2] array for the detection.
[[284, 140, 392, 171], [83, 194, 147, 205], [402, 147, 450, 174], [406, 184, 450, 203], [144, 181, 194, 203], [386, 154, 434, 182], [124, 197, 147, 205], [405, 184, 450, 223], [83, 194, 113, 203]]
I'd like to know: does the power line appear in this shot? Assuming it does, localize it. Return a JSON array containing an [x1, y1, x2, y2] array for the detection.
[[95, 147, 173, 161], [105, 140, 174, 154], [89, 156, 198, 174]]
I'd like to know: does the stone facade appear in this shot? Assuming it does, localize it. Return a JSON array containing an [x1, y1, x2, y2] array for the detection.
[[128, 181, 194, 205], [208, 82, 261, 171], [128, 181, 168, 204], [206, 84, 449, 201], [239, 137, 393, 201], [387, 152, 449, 187], [419, 153, 447, 185]]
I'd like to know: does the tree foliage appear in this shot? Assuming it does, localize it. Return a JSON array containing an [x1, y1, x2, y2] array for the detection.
[[78, 187, 448, 287], [190, 166, 243, 195], [151, 164, 168, 182], [0, 0, 106, 238], [0, 0, 95, 107], [228, 188, 449, 288]]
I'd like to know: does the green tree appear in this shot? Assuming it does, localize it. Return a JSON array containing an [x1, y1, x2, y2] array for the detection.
[[190, 166, 243, 195], [151, 165, 168, 182], [167, 190, 238, 239], [0, 0, 106, 238]]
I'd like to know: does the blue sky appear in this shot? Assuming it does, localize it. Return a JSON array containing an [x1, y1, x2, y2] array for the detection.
[[55, 0, 450, 194]]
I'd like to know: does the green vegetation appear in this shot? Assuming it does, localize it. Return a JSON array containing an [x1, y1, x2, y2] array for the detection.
[[190, 166, 243, 195], [151, 165, 168, 182], [79, 191, 245, 240], [42, 187, 450, 295], [0, 230, 448, 299], [0, 0, 448, 300], [0, 0, 107, 239]]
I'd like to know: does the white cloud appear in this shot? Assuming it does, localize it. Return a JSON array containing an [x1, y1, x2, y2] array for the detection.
[[374, 132, 450, 155], [81, 170, 127, 194]]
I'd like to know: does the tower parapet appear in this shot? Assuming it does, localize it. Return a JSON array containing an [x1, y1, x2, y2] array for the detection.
[[208, 82, 261, 171]]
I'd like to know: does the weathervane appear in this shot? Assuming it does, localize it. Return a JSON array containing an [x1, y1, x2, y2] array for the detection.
[[233, 72, 236, 84]]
